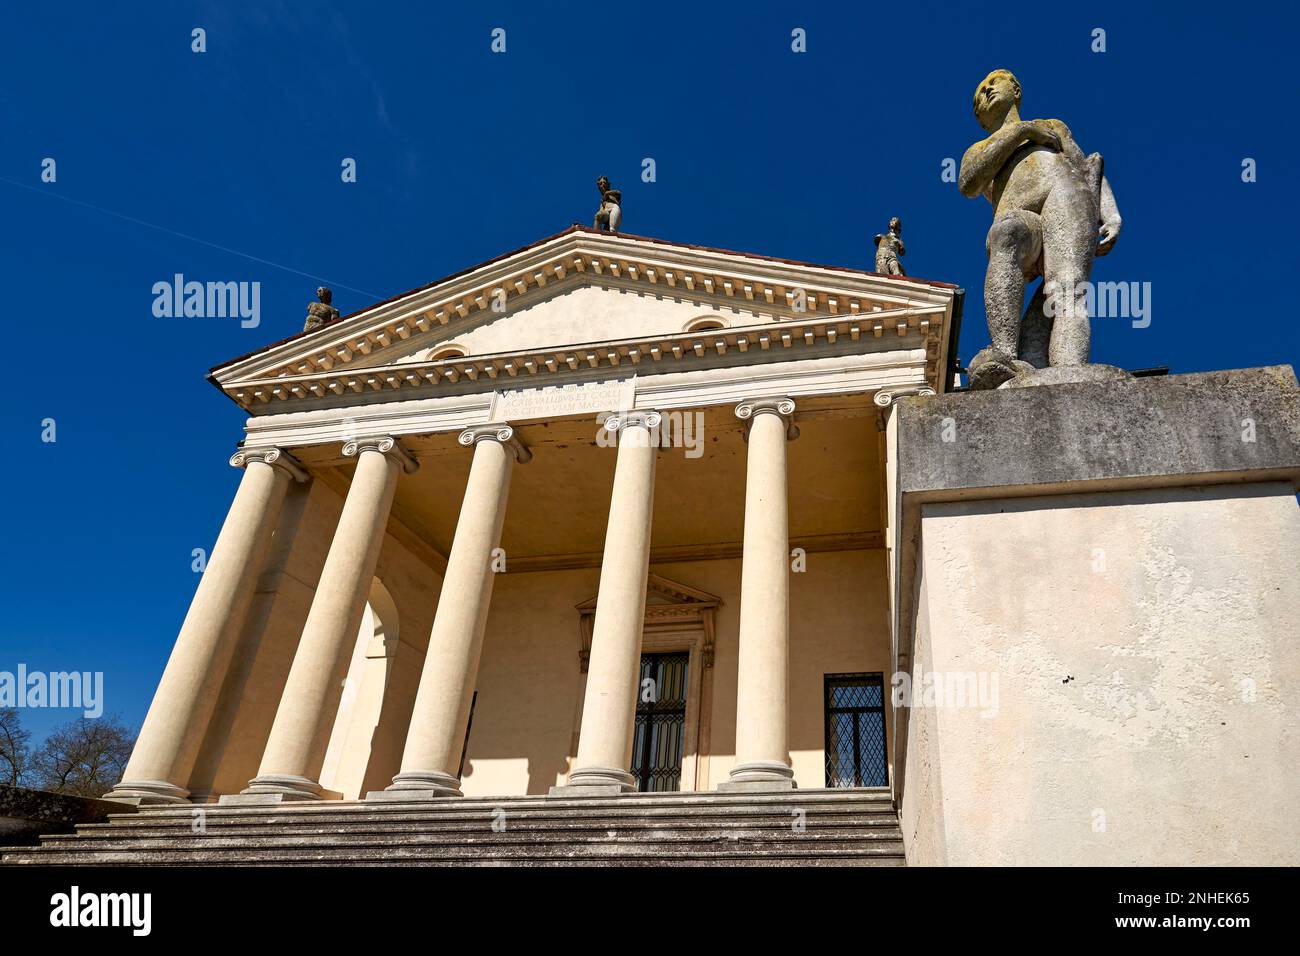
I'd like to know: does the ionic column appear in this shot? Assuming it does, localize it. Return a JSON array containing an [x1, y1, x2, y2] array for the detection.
[[106, 448, 308, 805], [555, 411, 661, 795], [721, 398, 799, 791], [231, 436, 416, 803], [373, 425, 530, 801]]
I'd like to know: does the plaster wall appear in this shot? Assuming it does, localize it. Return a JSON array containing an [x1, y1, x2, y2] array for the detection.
[[455, 549, 892, 797], [905, 482, 1300, 865]]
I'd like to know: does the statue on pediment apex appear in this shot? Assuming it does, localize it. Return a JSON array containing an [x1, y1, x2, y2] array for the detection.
[[594, 176, 622, 233]]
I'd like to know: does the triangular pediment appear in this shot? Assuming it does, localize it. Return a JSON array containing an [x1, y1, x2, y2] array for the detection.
[[211, 226, 960, 411], [576, 574, 721, 614]]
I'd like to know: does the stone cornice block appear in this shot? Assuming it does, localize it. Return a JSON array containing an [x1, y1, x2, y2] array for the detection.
[[895, 365, 1300, 500]]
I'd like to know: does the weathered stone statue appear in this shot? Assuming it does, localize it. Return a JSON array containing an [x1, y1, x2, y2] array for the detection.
[[303, 286, 339, 332], [874, 217, 906, 276], [959, 69, 1124, 389], [593, 176, 622, 232]]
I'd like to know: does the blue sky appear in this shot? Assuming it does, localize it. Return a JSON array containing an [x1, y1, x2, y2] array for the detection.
[[2, 1, 1296, 742]]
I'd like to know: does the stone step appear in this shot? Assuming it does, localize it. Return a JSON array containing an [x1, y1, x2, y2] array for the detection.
[[137, 787, 894, 817], [7, 858, 904, 868], [81, 796, 893, 828], [34, 824, 903, 850], [70, 805, 898, 833], [3, 838, 906, 865], [0, 789, 905, 867], [61, 821, 902, 842]]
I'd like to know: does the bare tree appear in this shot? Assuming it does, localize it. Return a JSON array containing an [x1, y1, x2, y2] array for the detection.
[[0, 708, 32, 787], [30, 715, 135, 797]]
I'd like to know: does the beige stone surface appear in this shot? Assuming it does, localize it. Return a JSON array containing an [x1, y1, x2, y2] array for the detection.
[[729, 402, 796, 783], [243, 446, 403, 797], [389, 431, 518, 794], [566, 415, 660, 790], [109, 456, 294, 804], [903, 482, 1300, 865]]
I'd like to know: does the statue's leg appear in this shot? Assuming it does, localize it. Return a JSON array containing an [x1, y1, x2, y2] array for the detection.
[[966, 212, 1043, 388], [983, 211, 1042, 356], [1041, 184, 1098, 366], [607, 205, 621, 233], [1017, 281, 1051, 368]]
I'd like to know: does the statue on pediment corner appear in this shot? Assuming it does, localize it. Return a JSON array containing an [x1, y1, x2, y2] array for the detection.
[[594, 175, 622, 232], [874, 217, 906, 276], [959, 69, 1127, 390], [304, 286, 339, 333]]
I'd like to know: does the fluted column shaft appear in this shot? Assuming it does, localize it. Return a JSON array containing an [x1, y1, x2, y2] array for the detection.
[[724, 398, 798, 790], [376, 425, 529, 800], [235, 436, 415, 802], [559, 411, 660, 794], [106, 448, 307, 805]]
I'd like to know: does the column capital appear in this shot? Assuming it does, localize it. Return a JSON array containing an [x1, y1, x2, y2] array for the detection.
[[735, 397, 798, 440], [872, 385, 936, 408], [458, 423, 532, 464], [229, 447, 309, 483], [342, 435, 419, 473], [602, 409, 661, 432]]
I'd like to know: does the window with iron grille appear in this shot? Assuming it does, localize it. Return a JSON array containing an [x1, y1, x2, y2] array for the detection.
[[629, 652, 689, 792], [824, 673, 888, 788]]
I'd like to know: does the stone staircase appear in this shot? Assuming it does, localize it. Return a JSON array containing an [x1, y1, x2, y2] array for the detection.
[[0, 788, 904, 866]]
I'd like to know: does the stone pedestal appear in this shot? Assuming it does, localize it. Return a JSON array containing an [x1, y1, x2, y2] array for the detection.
[[887, 366, 1300, 866]]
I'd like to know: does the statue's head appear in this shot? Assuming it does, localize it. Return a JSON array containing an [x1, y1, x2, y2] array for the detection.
[[889, 216, 902, 234], [317, 286, 332, 304], [973, 69, 1021, 131], [596, 175, 610, 192]]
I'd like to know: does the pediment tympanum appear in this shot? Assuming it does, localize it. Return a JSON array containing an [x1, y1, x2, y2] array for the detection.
[[210, 226, 961, 413]]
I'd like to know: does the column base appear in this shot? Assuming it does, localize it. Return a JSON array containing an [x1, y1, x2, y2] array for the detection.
[[367, 771, 463, 801], [716, 761, 797, 792], [101, 779, 192, 806], [220, 773, 324, 805], [549, 767, 637, 797]]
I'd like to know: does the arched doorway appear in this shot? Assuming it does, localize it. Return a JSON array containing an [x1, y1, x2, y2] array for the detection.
[[319, 578, 421, 799]]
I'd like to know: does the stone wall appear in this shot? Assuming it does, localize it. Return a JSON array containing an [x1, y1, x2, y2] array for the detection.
[[890, 366, 1300, 865]]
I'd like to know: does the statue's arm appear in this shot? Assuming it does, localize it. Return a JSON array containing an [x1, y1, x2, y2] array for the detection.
[[958, 122, 1054, 198], [1097, 175, 1121, 255]]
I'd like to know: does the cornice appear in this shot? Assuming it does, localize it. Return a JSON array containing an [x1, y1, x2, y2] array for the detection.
[[211, 230, 958, 393], [236, 351, 931, 453], [222, 305, 949, 412]]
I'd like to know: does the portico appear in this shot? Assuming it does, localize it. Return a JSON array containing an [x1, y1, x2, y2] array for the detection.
[[107, 226, 961, 808]]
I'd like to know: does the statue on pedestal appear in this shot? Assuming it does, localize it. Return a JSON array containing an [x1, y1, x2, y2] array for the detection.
[[959, 69, 1124, 389], [874, 217, 907, 276], [303, 287, 339, 333], [593, 176, 622, 233]]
